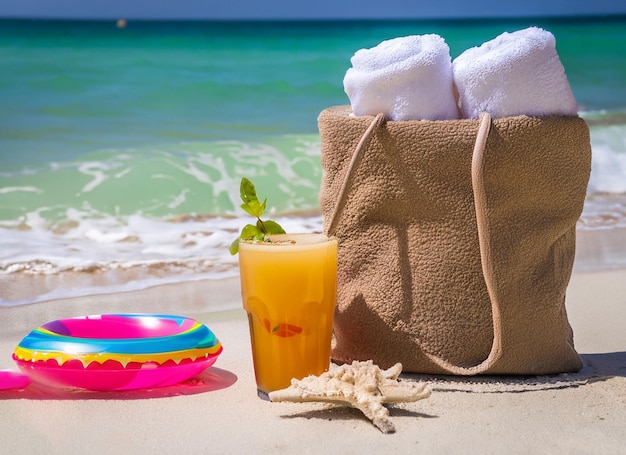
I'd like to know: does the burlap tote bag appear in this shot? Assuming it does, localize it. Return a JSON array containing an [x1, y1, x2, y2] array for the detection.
[[319, 105, 592, 375]]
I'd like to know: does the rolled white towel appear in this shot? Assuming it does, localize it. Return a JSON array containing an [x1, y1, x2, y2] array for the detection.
[[453, 27, 578, 119], [343, 35, 459, 121]]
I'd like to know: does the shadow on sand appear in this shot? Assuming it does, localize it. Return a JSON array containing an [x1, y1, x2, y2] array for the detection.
[[0, 366, 237, 400], [401, 351, 626, 393]]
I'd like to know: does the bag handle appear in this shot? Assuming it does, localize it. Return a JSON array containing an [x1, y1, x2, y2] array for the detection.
[[327, 112, 504, 375], [427, 111, 504, 375], [327, 112, 387, 237]]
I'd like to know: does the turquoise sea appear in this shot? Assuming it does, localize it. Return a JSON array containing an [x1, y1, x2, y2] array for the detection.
[[1, 17, 626, 304]]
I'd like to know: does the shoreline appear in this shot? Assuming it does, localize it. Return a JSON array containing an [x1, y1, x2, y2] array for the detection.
[[0, 276, 242, 339], [574, 227, 626, 271], [1, 226, 625, 308]]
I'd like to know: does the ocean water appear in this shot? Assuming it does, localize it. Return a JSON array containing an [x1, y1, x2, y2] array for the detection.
[[1, 17, 626, 305]]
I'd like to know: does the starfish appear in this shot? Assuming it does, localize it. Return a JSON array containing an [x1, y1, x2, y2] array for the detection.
[[268, 360, 431, 433]]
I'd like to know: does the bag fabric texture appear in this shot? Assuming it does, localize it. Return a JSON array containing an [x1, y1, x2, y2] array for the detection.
[[318, 105, 592, 375]]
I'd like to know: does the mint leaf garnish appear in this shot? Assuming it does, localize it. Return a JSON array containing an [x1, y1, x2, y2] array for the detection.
[[229, 177, 286, 255], [258, 219, 285, 235], [239, 177, 266, 218]]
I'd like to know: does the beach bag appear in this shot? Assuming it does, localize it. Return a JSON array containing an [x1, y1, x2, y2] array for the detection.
[[319, 105, 591, 375]]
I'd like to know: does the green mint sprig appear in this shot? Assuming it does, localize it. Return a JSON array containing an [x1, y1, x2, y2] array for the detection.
[[229, 177, 286, 255]]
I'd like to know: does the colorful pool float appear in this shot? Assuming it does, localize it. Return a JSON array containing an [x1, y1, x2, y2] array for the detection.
[[13, 314, 223, 391]]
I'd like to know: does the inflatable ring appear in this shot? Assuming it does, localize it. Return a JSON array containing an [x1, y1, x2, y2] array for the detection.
[[13, 314, 223, 391]]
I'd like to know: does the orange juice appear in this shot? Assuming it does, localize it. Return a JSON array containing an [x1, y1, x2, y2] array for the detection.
[[238, 233, 337, 397]]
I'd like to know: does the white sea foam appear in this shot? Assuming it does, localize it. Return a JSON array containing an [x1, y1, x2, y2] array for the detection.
[[0, 186, 42, 194], [587, 125, 626, 194], [0, 212, 324, 306]]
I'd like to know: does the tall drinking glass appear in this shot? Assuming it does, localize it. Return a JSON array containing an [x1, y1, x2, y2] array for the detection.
[[238, 233, 337, 399]]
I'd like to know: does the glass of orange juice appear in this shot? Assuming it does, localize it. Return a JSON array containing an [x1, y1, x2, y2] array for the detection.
[[237, 233, 337, 399]]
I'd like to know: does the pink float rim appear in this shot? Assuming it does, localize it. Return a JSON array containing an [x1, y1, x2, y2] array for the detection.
[[13, 314, 223, 391]]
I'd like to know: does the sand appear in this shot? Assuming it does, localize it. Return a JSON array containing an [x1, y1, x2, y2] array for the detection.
[[1, 229, 625, 454]]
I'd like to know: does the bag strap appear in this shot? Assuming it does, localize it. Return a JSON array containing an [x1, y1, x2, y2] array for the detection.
[[424, 111, 504, 375], [327, 113, 387, 237], [327, 111, 504, 375]]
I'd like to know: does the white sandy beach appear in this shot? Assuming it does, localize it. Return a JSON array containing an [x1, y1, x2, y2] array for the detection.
[[1, 228, 625, 454]]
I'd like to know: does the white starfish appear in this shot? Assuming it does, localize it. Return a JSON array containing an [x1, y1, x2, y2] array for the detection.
[[268, 360, 431, 433]]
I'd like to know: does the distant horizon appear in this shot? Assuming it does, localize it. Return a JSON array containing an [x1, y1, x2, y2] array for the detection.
[[2, 13, 626, 23], [2, 0, 626, 21]]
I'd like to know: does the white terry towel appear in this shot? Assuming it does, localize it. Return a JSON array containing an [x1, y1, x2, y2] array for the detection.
[[453, 27, 578, 119], [343, 35, 459, 121]]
